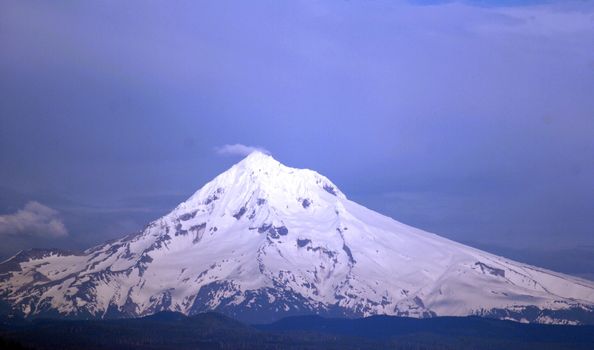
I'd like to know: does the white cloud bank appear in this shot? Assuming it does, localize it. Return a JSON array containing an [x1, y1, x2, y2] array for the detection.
[[215, 144, 270, 157], [0, 201, 68, 238]]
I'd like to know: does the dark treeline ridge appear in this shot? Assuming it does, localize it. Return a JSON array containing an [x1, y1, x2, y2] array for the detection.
[[1, 311, 594, 350]]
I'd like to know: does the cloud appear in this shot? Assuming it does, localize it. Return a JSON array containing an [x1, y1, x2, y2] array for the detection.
[[215, 144, 270, 157], [471, 4, 594, 36], [0, 201, 68, 238]]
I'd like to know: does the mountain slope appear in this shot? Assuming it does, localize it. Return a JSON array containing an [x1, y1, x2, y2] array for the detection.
[[1, 152, 594, 324]]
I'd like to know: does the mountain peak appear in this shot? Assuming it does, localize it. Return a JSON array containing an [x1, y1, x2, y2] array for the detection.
[[174, 151, 345, 219], [237, 151, 281, 171]]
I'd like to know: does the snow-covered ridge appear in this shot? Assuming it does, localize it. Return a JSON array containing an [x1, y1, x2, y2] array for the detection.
[[1, 151, 594, 324]]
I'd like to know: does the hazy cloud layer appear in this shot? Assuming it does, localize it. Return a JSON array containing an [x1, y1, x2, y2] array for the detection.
[[0, 0, 592, 271], [0, 202, 68, 238], [215, 144, 270, 157]]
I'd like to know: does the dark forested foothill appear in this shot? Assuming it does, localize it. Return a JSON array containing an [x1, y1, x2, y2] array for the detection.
[[1, 312, 593, 350]]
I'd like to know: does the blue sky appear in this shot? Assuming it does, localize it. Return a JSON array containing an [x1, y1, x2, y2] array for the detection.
[[0, 0, 593, 278]]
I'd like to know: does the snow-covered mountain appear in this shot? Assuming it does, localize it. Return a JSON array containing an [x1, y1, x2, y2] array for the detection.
[[1, 152, 594, 324]]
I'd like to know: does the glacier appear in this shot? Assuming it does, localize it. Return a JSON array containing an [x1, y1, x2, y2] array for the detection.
[[1, 151, 593, 324]]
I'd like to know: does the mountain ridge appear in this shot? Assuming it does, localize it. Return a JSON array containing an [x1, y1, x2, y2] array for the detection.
[[1, 152, 594, 324], [2, 311, 594, 350]]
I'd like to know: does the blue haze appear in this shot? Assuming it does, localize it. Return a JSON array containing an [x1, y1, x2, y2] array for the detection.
[[0, 0, 593, 278]]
